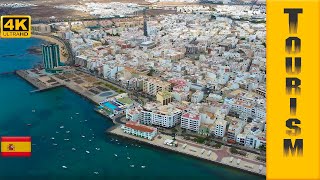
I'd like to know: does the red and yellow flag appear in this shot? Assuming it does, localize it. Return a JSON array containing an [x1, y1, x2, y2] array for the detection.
[[1, 136, 31, 157]]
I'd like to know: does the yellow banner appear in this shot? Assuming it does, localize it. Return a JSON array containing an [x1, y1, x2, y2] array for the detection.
[[1, 142, 31, 152], [267, 0, 320, 179]]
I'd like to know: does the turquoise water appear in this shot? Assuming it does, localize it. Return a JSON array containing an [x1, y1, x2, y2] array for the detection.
[[103, 102, 118, 110], [0, 38, 265, 180]]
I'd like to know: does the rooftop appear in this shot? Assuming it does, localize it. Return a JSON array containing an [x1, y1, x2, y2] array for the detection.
[[125, 121, 156, 133]]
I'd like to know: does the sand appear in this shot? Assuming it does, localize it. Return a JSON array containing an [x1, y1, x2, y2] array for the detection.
[[31, 34, 68, 63]]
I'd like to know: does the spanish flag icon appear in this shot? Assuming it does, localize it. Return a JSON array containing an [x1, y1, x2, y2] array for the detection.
[[1, 136, 31, 157]]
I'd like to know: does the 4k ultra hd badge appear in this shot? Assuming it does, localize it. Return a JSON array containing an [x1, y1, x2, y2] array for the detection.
[[0, 15, 31, 38]]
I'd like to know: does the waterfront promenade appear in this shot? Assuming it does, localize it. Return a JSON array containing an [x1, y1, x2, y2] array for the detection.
[[108, 126, 266, 176]]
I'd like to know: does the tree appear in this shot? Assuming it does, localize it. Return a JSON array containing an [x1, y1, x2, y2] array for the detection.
[[259, 145, 266, 151], [147, 68, 155, 76]]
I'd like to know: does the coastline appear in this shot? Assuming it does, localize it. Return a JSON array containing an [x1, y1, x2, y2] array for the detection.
[[31, 34, 68, 62]]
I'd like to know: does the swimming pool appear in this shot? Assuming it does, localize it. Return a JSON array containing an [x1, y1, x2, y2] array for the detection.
[[103, 102, 118, 110]]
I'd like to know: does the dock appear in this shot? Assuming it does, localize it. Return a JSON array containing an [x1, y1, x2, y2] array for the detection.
[[16, 70, 62, 92]]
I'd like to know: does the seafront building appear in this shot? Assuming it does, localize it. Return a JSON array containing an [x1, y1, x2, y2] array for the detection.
[[42, 44, 62, 72], [180, 112, 201, 132], [139, 102, 182, 128], [121, 121, 157, 140]]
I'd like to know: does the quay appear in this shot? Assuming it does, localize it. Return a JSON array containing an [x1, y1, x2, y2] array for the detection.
[[107, 126, 266, 177]]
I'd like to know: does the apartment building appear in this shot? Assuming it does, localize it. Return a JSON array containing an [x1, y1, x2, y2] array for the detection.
[[191, 90, 204, 103], [213, 119, 228, 137], [121, 121, 157, 140], [143, 78, 171, 96], [156, 91, 173, 105], [140, 102, 182, 128], [180, 112, 201, 132], [227, 119, 245, 142]]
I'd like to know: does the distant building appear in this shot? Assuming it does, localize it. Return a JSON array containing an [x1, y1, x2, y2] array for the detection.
[[156, 91, 173, 105], [121, 121, 157, 140], [191, 90, 204, 103], [32, 24, 51, 34], [42, 44, 61, 70]]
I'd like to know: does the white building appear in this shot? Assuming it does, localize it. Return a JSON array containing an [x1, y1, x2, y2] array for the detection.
[[181, 112, 201, 132], [126, 107, 142, 122], [140, 103, 182, 128], [213, 119, 228, 137], [191, 90, 204, 103], [227, 119, 245, 142], [121, 121, 157, 140], [143, 78, 171, 96]]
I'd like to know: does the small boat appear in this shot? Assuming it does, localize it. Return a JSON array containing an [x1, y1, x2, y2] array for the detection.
[[90, 129, 92, 131], [51, 137, 55, 140], [130, 165, 134, 168], [127, 157, 130, 160], [92, 137, 95, 139], [72, 148, 76, 151], [114, 154, 118, 157], [56, 131, 59, 134], [125, 146, 128, 148], [53, 143, 58, 146], [86, 151, 90, 154], [66, 131, 70, 133], [27, 124, 32, 126], [62, 166, 67, 169], [81, 135, 85, 138], [92, 134, 95, 136], [93, 172, 99, 175], [141, 166, 146, 168], [70, 117, 73, 119], [64, 139, 70, 141], [115, 139, 118, 142], [76, 113, 79, 115], [32, 110, 36, 113], [89, 139, 92, 142], [60, 126, 64, 129], [85, 120, 88, 122], [95, 148, 100, 151]]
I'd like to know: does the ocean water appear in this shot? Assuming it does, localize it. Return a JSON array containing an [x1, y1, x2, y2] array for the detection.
[[0, 38, 265, 180]]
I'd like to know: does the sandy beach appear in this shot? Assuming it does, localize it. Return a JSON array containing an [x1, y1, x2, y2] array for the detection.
[[31, 34, 69, 63]]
